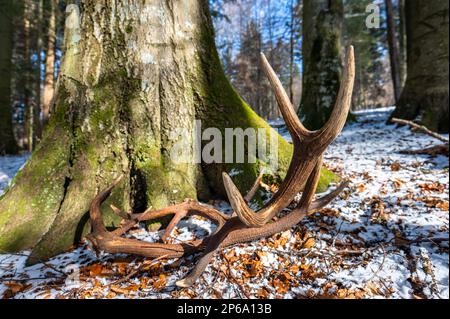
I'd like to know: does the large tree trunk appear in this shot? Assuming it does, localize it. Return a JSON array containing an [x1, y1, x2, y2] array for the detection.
[[0, 0, 19, 155], [390, 0, 449, 133], [0, 0, 337, 262], [298, 0, 353, 130]]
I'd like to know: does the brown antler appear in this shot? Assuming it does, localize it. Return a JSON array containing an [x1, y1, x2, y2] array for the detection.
[[87, 46, 355, 287], [225, 46, 355, 227]]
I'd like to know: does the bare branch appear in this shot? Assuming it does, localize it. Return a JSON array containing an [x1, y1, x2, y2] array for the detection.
[[391, 118, 449, 143]]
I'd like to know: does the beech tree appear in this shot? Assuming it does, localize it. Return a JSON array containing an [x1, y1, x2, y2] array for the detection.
[[298, 0, 353, 130], [0, 0, 337, 263], [391, 0, 449, 132]]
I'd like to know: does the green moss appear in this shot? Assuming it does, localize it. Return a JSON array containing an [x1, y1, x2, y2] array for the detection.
[[0, 123, 71, 252], [125, 23, 133, 34]]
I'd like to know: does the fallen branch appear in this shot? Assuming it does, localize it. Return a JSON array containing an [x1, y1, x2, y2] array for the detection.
[[391, 118, 449, 156], [391, 118, 448, 143]]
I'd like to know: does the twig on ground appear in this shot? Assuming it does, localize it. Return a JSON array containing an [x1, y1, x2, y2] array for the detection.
[[112, 254, 169, 285], [220, 252, 251, 299], [366, 244, 387, 282], [391, 118, 449, 143], [0, 251, 67, 277]]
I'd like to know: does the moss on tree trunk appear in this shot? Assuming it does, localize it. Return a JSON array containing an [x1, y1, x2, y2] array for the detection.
[[0, 0, 338, 262], [298, 0, 355, 130]]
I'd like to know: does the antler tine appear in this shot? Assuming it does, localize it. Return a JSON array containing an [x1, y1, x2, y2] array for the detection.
[[90, 175, 124, 234], [260, 53, 312, 140], [223, 172, 267, 226], [297, 156, 323, 209], [308, 179, 349, 212], [312, 46, 355, 152]]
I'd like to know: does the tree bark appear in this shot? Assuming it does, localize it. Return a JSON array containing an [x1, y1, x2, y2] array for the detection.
[[390, 0, 449, 133], [385, 0, 401, 103], [398, 0, 407, 87], [31, 0, 43, 146], [42, 0, 57, 126], [0, 0, 19, 155], [0, 0, 337, 262], [298, 0, 354, 130]]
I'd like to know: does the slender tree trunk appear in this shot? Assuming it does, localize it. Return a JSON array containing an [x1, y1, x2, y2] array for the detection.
[[289, 0, 294, 104], [23, 1, 33, 152], [390, 0, 449, 132], [11, 1, 26, 149], [266, 0, 276, 119], [385, 0, 401, 103], [31, 0, 43, 146], [0, 0, 337, 262], [398, 0, 407, 87], [42, 0, 57, 126], [298, 0, 354, 130], [0, 0, 19, 155]]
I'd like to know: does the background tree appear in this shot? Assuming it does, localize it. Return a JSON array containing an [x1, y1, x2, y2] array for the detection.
[[42, 0, 58, 126], [385, 0, 401, 102], [298, 0, 353, 130], [0, 0, 19, 155], [391, 0, 449, 133], [212, 0, 302, 120], [397, 0, 407, 87], [0, 0, 336, 262], [344, 0, 393, 110]]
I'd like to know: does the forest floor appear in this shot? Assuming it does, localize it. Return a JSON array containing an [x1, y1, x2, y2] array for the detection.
[[0, 107, 448, 299]]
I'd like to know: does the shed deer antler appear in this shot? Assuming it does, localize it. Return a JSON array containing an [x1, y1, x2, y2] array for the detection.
[[87, 46, 355, 288], [224, 47, 355, 227]]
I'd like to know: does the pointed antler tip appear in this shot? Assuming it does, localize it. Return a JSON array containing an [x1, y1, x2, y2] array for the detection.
[[260, 52, 268, 63], [114, 174, 124, 184], [175, 279, 192, 288], [346, 45, 355, 62]]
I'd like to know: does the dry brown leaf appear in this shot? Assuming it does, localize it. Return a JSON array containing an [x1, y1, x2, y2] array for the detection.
[[302, 238, 316, 249], [243, 259, 263, 278], [106, 292, 117, 299], [370, 196, 388, 222], [153, 274, 166, 289], [390, 162, 402, 171], [392, 178, 405, 189], [289, 265, 300, 274], [256, 288, 270, 298], [418, 183, 445, 194], [271, 277, 290, 294], [84, 263, 106, 277], [436, 201, 449, 211], [416, 197, 449, 211], [2, 282, 32, 299], [110, 285, 129, 295]]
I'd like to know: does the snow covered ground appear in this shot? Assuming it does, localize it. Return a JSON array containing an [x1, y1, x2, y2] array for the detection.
[[0, 154, 29, 195], [0, 107, 448, 299]]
